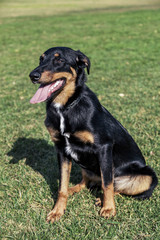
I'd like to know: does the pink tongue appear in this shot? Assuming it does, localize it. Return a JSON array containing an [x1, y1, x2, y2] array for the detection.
[[30, 80, 64, 104], [30, 84, 51, 104]]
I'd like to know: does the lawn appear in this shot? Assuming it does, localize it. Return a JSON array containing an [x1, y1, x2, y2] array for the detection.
[[0, 1, 160, 239]]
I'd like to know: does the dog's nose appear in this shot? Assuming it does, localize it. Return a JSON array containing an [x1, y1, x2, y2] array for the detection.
[[29, 71, 41, 83]]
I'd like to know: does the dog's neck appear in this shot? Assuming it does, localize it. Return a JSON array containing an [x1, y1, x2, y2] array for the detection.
[[46, 84, 84, 112]]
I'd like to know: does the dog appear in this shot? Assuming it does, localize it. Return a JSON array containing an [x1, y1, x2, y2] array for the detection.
[[29, 47, 158, 223]]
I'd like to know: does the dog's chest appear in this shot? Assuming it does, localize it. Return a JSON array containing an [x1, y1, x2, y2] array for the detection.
[[56, 108, 78, 161]]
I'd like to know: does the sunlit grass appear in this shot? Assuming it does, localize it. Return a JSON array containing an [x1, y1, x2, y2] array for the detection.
[[0, 0, 160, 17], [0, 5, 160, 240]]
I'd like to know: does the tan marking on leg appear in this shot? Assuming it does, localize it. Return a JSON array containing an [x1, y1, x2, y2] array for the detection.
[[59, 160, 71, 194], [74, 131, 94, 144], [47, 126, 60, 142], [100, 174, 116, 218], [114, 175, 152, 195], [95, 186, 119, 207], [47, 160, 71, 223], [47, 192, 68, 223], [68, 169, 90, 195], [114, 192, 121, 195], [68, 180, 86, 195], [68, 160, 72, 176]]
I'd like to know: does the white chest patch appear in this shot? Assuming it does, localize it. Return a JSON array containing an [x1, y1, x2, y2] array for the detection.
[[57, 109, 65, 135], [55, 105, 78, 161], [65, 137, 78, 161]]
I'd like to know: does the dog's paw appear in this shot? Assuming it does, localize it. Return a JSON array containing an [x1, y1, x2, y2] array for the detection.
[[46, 208, 65, 223], [68, 182, 86, 196], [100, 207, 116, 219], [68, 186, 77, 196], [95, 198, 102, 207]]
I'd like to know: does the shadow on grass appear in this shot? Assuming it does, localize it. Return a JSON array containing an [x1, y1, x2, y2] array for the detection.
[[7, 137, 102, 204], [7, 137, 82, 198]]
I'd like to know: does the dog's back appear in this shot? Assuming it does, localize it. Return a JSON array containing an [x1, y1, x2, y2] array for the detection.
[[29, 47, 158, 223]]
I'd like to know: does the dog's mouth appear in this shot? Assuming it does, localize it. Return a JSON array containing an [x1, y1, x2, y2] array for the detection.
[[30, 78, 66, 104]]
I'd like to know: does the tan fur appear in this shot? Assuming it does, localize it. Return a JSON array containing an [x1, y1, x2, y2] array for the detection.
[[68, 180, 86, 196], [68, 169, 89, 195], [114, 175, 152, 195], [39, 71, 72, 84], [40, 71, 53, 83], [68, 169, 101, 196], [47, 160, 71, 223], [102, 182, 114, 208], [74, 131, 94, 144], [46, 191, 68, 223], [54, 67, 77, 105], [38, 67, 77, 106], [47, 126, 60, 142], [60, 161, 72, 194], [54, 53, 59, 57], [54, 80, 75, 105], [100, 181, 116, 218]]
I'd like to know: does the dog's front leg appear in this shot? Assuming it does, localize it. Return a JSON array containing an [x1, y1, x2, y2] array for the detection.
[[47, 153, 72, 223], [98, 144, 116, 218]]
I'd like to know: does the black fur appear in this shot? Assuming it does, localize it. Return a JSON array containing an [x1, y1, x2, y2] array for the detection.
[[29, 47, 158, 218]]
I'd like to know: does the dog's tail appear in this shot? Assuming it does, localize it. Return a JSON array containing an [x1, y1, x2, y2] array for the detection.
[[114, 162, 158, 199]]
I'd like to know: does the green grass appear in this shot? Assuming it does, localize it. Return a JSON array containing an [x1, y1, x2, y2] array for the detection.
[[0, 0, 160, 18], [0, 3, 160, 240]]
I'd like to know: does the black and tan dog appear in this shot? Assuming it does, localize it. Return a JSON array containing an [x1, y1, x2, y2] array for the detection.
[[29, 47, 158, 223]]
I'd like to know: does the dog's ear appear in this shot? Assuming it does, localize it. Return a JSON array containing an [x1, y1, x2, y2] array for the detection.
[[76, 50, 90, 74]]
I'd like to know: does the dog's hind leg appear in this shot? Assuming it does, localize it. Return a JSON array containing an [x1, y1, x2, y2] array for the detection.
[[68, 169, 89, 195], [98, 144, 116, 218]]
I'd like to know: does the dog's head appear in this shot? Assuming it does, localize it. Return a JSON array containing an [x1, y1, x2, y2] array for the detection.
[[29, 47, 90, 105]]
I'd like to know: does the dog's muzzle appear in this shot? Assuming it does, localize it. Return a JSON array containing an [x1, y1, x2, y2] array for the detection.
[[29, 71, 41, 83]]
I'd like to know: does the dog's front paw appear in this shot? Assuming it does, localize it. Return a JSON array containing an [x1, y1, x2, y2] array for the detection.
[[100, 207, 116, 219], [47, 207, 65, 223]]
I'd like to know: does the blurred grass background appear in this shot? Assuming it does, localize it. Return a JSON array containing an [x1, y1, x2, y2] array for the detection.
[[0, 0, 160, 239], [1, 0, 160, 17]]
